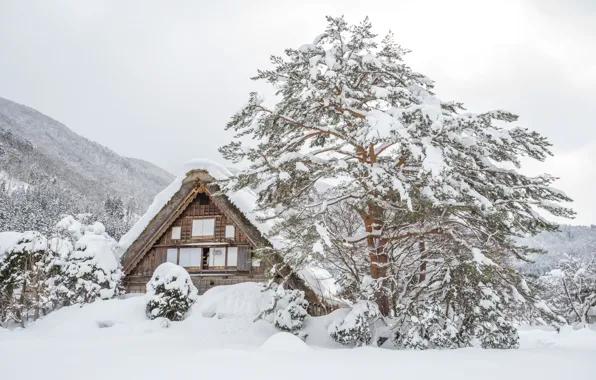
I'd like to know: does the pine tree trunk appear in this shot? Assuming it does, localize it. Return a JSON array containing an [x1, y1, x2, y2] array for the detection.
[[363, 204, 390, 316], [18, 257, 29, 328], [33, 291, 40, 321]]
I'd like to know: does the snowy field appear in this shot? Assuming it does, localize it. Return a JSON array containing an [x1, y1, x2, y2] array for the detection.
[[1, 283, 595, 380]]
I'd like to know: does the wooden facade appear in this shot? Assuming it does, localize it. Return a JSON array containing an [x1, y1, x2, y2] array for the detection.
[[121, 169, 324, 311], [128, 192, 256, 277], [122, 172, 267, 293]]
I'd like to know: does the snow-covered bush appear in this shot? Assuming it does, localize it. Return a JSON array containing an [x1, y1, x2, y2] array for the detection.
[[61, 222, 124, 304], [445, 265, 522, 349], [475, 315, 519, 349], [540, 253, 596, 326], [328, 301, 380, 347], [394, 303, 458, 350], [0, 231, 61, 326], [145, 263, 198, 322], [257, 283, 309, 336]]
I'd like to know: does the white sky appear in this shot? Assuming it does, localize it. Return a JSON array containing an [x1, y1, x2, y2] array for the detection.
[[0, 0, 594, 224]]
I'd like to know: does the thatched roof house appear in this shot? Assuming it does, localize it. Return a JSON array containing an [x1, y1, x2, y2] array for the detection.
[[119, 159, 334, 310]]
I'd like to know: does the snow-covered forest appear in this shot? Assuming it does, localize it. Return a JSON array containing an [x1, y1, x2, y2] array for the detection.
[[0, 96, 174, 238], [0, 12, 595, 380]]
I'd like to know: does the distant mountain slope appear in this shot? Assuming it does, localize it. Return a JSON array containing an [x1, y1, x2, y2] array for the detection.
[[520, 225, 596, 274], [0, 96, 173, 209]]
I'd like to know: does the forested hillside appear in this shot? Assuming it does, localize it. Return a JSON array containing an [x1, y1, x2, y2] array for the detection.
[[0, 97, 173, 238], [520, 225, 596, 274]]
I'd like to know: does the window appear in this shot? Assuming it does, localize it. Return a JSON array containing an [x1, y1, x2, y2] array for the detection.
[[171, 226, 181, 240], [166, 248, 177, 264], [192, 218, 215, 237], [227, 247, 238, 267], [208, 248, 226, 267], [188, 248, 202, 267], [225, 225, 235, 239], [179, 249, 190, 267]]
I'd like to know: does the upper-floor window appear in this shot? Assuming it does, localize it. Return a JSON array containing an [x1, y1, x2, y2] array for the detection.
[[171, 226, 181, 240], [225, 225, 235, 239], [192, 218, 215, 237]]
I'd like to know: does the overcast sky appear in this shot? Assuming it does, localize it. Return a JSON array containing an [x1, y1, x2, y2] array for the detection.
[[0, 0, 594, 224]]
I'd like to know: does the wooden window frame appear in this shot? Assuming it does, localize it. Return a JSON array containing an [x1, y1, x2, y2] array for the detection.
[[171, 226, 181, 240], [191, 218, 216, 238], [225, 225, 235, 239]]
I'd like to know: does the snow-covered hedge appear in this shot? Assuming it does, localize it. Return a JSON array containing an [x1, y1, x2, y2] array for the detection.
[[328, 301, 380, 347], [0, 231, 61, 325], [393, 304, 458, 350], [62, 222, 124, 304], [257, 284, 309, 336], [145, 263, 198, 321]]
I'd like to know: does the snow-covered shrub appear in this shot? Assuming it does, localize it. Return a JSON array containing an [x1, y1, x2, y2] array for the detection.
[[61, 222, 124, 304], [539, 253, 596, 326], [328, 301, 380, 347], [0, 231, 60, 326], [445, 264, 521, 349], [257, 283, 309, 336], [476, 316, 519, 349], [394, 303, 458, 350], [145, 263, 198, 321]]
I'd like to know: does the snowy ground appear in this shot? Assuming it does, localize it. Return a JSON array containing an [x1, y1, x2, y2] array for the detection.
[[1, 283, 595, 380]]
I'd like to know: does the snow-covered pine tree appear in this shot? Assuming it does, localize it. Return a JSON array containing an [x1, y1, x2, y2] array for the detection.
[[0, 232, 60, 326], [61, 222, 124, 304], [45, 215, 82, 307], [220, 15, 573, 335], [256, 283, 309, 336], [145, 263, 198, 322]]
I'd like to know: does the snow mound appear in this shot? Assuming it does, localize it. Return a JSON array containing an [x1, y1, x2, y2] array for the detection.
[[519, 325, 596, 350], [0, 231, 22, 262], [72, 228, 120, 273], [145, 263, 198, 321], [299, 266, 340, 302], [55, 215, 84, 240], [260, 332, 309, 352], [195, 282, 272, 319], [18, 296, 149, 336], [181, 158, 235, 181], [146, 262, 197, 296], [6, 231, 47, 255]]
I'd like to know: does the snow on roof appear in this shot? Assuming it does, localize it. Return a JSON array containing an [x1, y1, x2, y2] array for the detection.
[[117, 175, 184, 257], [0, 231, 23, 262], [117, 158, 279, 257], [299, 266, 340, 303], [73, 226, 120, 273]]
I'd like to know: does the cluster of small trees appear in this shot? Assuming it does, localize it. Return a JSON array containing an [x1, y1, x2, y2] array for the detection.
[[538, 253, 596, 326], [0, 215, 124, 327], [220, 16, 575, 349]]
